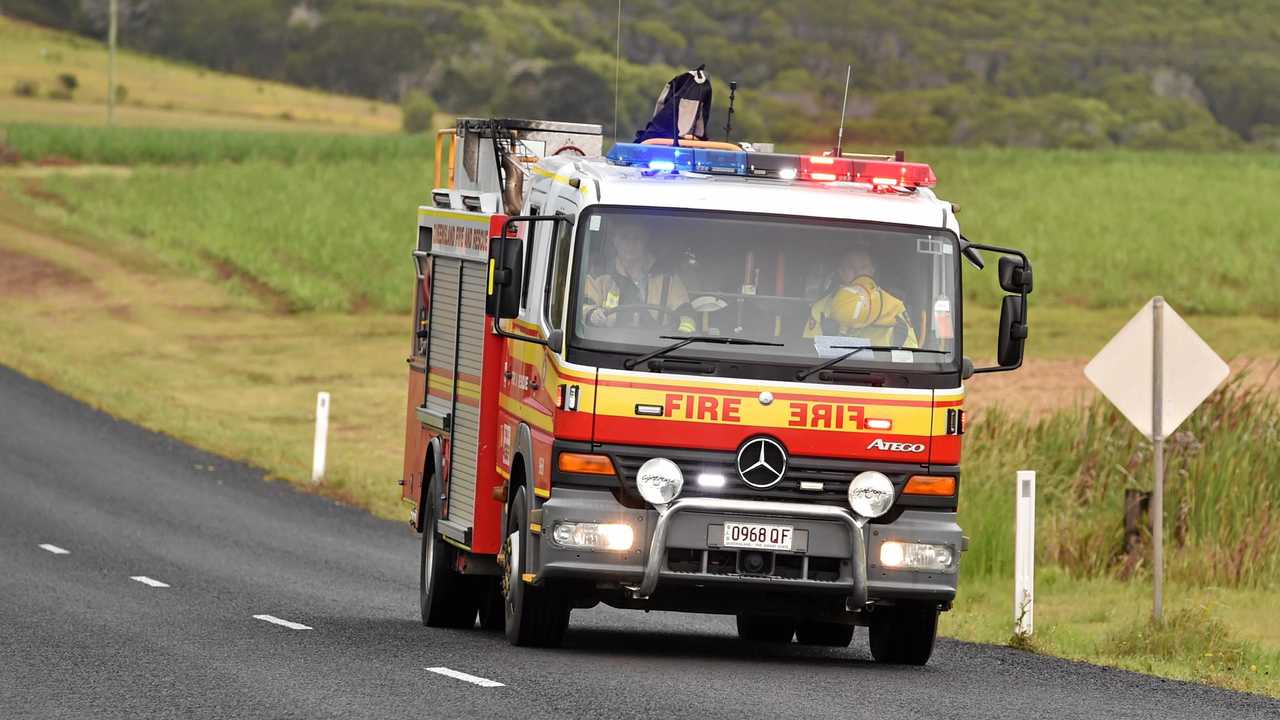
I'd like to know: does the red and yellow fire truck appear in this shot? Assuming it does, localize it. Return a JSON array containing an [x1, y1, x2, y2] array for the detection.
[[402, 118, 1032, 664]]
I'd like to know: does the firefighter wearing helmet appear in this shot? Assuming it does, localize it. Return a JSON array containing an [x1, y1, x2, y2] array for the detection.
[[582, 221, 697, 333], [804, 246, 919, 346]]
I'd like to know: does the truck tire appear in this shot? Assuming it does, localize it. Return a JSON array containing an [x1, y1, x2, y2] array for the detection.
[[735, 614, 795, 643], [795, 620, 855, 647], [868, 605, 938, 665], [503, 486, 570, 647], [419, 476, 479, 628]]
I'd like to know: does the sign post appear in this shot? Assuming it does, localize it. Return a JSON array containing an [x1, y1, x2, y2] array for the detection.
[[1014, 470, 1035, 637], [312, 392, 330, 485], [1085, 297, 1227, 623]]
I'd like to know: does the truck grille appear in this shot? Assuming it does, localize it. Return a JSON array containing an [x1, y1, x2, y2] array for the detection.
[[666, 548, 843, 583], [610, 447, 903, 505]]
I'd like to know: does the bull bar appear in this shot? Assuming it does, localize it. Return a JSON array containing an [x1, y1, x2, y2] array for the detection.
[[627, 496, 869, 604]]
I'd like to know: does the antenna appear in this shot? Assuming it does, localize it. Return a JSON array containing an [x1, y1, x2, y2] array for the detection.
[[612, 0, 622, 143], [835, 64, 851, 157], [724, 81, 738, 140]]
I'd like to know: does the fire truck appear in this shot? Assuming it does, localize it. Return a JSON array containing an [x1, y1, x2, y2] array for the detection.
[[402, 117, 1032, 665]]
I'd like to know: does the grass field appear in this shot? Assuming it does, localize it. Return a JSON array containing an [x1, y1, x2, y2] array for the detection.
[[0, 15, 399, 132], [927, 147, 1280, 316], [19, 140, 1280, 361], [14, 143, 1280, 321]]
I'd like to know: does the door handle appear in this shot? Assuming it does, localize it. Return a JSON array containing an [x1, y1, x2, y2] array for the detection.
[[504, 369, 513, 381], [529, 376, 540, 390]]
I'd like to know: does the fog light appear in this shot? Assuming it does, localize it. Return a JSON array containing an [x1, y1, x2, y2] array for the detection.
[[848, 471, 894, 518], [551, 522, 634, 552], [879, 541, 956, 572], [636, 457, 684, 505]]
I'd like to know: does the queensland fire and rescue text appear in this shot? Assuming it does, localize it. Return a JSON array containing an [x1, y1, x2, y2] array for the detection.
[[403, 117, 1032, 663]]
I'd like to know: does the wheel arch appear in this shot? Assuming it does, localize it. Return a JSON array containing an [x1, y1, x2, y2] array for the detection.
[[414, 435, 445, 533], [502, 422, 534, 540]]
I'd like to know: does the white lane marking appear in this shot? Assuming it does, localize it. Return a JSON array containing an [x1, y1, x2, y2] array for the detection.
[[426, 667, 505, 688], [130, 576, 171, 588], [252, 614, 313, 630], [38, 544, 70, 555]]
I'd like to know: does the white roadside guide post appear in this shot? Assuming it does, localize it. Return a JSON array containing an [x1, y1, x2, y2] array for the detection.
[[312, 392, 330, 484], [1014, 470, 1036, 637], [1084, 297, 1229, 622]]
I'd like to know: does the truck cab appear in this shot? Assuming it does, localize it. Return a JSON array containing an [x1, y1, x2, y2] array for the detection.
[[404, 119, 1032, 664]]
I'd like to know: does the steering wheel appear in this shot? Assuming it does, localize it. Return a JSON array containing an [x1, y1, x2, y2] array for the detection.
[[595, 303, 678, 330]]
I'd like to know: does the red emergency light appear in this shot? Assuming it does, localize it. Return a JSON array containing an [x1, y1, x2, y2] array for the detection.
[[851, 159, 937, 189], [799, 155, 854, 182]]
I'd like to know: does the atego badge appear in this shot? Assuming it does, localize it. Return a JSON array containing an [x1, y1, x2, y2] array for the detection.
[[867, 438, 926, 454]]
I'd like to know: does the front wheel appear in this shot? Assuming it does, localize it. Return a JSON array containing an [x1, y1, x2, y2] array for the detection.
[[868, 605, 939, 665], [419, 476, 479, 628], [502, 486, 570, 647]]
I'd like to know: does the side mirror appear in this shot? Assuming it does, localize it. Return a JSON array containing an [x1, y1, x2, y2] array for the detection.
[[486, 235, 522, 319], [998, 255, 1033, 294], [996, 295, 1027, 368], [966, 240, 1032, 376]]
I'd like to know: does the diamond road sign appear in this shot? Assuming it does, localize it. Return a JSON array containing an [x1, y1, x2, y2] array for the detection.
[[1084, 298, 1229, 440]]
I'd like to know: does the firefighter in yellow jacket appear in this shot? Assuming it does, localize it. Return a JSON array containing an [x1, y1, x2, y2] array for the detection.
[[805, 247, 918, 346], [583, 224, 696, 333]]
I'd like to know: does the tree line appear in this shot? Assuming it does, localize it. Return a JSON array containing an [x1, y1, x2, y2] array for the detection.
[[8, 0, 1280, 150]]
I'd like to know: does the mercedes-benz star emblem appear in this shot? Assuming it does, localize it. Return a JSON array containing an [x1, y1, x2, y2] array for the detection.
[[736, 437, 787, 489]]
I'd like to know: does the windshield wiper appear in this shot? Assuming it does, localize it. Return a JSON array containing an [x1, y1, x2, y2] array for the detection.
[[795, 345, 949, 381], [623, 334, 784, 370]]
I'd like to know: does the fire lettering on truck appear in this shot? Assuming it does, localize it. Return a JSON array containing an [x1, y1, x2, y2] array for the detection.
[[787, 402, 866, 429], [663, 393, 742, 422]]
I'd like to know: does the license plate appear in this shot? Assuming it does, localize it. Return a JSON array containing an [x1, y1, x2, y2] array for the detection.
[[722, 522, 794, 551]]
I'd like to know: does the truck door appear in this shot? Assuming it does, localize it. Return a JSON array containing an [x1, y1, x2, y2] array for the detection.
[[513, 210, 555, 492], [526, 190, 578, 496]]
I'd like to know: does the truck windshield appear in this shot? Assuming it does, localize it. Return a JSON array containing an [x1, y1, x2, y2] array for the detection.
[[568, 206, 959, 378]]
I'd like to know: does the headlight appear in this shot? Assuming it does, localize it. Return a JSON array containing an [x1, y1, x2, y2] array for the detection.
[[879, 541, 956, 572], [848, 471, 894, 518], [551, 522, 634, 552], [636, 457, 683, 505]]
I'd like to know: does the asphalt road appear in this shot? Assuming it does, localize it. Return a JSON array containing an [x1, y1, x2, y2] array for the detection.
[[1, 365, 1276, 719]]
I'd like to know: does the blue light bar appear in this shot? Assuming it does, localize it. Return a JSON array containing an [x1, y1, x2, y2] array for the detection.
[[607, 143, 751, 176], [606, 143, 694, 172]]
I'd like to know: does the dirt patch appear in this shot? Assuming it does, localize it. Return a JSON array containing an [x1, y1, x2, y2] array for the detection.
[[21, 179, 70, 210], [0, 246, 92, 298], [966, 357, 1280, 419], [36, 155, 78, 167], [202, 253, 294, 314]]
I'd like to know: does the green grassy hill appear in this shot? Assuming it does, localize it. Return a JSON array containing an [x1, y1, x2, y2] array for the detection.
[[0, 15, 400, 132]]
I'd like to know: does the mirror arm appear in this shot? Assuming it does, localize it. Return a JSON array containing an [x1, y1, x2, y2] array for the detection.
[[959, 235, 985, 270]]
